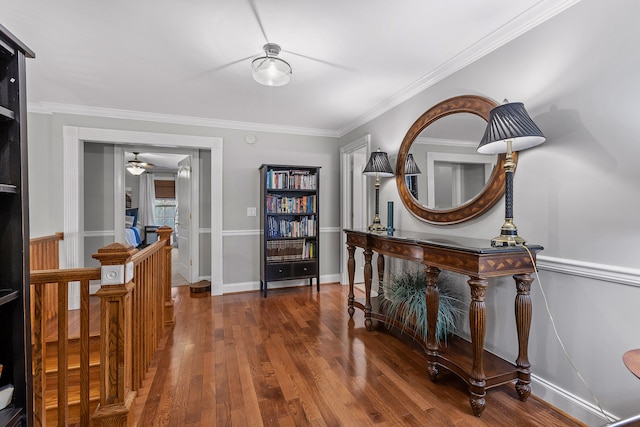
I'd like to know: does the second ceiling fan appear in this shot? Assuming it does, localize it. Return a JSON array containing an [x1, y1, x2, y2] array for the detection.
[[126, 152, 154, 176]]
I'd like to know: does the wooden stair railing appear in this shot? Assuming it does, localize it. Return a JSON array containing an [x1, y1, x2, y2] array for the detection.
[[30, 267, 101, 427], [129, 226, 175, 391], [30, 232, 64, 324], [30, 226, 175, 426]]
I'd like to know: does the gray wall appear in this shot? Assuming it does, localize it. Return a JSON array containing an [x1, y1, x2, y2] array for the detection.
[[219, 129, 341, 288], [27, 111, 342, 289], [338, 0, 640, 424], [83, 142, 115, 267]]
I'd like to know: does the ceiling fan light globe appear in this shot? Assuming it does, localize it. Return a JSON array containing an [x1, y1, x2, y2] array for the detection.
[[252, 56, 292, 86], [127, 164, 145, 176]]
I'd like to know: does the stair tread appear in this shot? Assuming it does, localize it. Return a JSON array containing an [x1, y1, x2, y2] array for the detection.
[[40, 333, 101, 347], [44, 354, 101, 369], [45, 383, 101, 407]]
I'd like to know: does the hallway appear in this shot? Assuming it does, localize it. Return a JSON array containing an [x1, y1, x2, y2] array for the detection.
[[130, 285, 585, 426]]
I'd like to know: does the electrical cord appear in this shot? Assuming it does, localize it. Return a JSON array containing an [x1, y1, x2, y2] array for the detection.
[[519, 243, 614, 423]]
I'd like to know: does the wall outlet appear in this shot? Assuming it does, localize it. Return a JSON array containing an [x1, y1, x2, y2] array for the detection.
[[247, 207, 257, 217]]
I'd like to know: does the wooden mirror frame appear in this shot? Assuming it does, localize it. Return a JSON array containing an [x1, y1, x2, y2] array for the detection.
[[396, 95, 517, 225]]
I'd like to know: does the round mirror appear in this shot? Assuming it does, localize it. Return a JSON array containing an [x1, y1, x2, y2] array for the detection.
[[396, 95, 516, 224]]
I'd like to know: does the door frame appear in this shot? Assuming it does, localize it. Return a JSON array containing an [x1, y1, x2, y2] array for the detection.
[[63, 126, 224, 296], [340, 134, 371, 285]]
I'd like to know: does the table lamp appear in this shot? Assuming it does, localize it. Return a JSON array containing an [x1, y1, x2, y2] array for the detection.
[[404, 153, 421, 176], [404, 153, 421, 199], [363, 149, 394, 232], [477, 101, 545, 246]]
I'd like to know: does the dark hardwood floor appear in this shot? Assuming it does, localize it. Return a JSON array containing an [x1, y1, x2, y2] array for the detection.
[[132, 284, 586, 426]]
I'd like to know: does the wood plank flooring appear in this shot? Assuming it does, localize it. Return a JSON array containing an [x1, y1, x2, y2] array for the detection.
[[132, 284, 586, 426]]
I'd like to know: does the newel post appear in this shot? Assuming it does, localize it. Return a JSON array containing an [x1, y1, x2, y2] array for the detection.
[[157, 226, 175, 326], [91, 243, 137, 427]]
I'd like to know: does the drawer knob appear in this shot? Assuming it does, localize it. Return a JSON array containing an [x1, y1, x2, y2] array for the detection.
[[278, 269, 283, 273], [303, 267, 307, 271]]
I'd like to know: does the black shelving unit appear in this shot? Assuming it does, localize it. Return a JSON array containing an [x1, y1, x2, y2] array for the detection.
[[259, 164, 320, 298], [0, 22, 34, 427]]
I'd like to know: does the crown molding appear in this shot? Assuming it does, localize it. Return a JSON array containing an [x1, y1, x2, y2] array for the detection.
[[336, 0, 583, 137], [27, 0, 582, 140], [28, 101, 340, 138]]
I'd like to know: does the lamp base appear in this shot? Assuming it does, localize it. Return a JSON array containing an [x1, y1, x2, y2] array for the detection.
[[491, 234, 526, 247], [491, 219, 525, 247], [368, 223, 387, 233], [368, 214, 387, 233]]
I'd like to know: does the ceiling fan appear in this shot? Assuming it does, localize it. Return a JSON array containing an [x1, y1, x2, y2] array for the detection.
[[126, 152, 154, 176], [251, 42, 292, 86], [206, 0, 350, 85]]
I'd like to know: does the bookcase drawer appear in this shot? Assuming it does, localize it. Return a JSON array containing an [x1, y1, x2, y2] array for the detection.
[[266, 264, 292, 281], [293, 261, 317, 277]]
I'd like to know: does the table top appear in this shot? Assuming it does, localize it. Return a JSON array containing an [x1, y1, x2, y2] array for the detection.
[[623, 349, 640, 379], [343, 228, 544, 255]]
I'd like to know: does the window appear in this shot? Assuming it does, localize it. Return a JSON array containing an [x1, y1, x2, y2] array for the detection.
[[155, 199, 176, 228], [154, 179, 176, 228], [154, 179, 175, 199]]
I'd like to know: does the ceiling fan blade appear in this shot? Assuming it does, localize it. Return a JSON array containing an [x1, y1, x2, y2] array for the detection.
[[207, 54, 257, 72], [248, 0, 269, 43], [127, 160, 154, 168], [127, 152, 155, 168], [283, 50, 354, 72], [191, 54, 258, 79]]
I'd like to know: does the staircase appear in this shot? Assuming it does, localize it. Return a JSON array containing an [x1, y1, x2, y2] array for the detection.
[[44, 334, 101, 425], [30, 230, 176, 425]]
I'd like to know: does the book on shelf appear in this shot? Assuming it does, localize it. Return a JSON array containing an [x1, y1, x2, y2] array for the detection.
[[266, 194, 316, 214], [267, 216, 316, 238], [266, 239, 316, 262], [266, 169, 317, 190]]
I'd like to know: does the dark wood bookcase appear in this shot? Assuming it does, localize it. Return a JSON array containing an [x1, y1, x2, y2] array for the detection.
[[259, 165, 320, 298], [0, 23, 34, 427]]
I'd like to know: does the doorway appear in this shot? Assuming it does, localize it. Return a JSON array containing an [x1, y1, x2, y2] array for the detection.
[[63, 126, 224, 297], [122, 148, 196, 285], [340, 134, 371, 287]]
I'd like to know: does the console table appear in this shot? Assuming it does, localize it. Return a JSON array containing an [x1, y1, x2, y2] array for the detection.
[[344, 228, 543, 417]]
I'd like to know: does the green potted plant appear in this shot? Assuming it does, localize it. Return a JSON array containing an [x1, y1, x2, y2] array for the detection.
[[380, 268, 465, 344]]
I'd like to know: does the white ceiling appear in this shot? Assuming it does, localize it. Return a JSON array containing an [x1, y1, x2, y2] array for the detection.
[[1, 0, 580, 136]]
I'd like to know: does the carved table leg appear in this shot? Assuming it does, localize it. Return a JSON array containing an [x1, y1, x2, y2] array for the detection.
[[363, 248, 373, 330], [425, 266, 441, 381], [514, 273, 534, 401], [347, 245, 356, 318], [468, 277, 488, 417], [377, 254, 385, 299]]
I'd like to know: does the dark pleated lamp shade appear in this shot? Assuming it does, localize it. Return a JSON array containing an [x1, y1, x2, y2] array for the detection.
[[404, 153, 421, 176], [477, 102, 545, 154], [363, 150, 394, 177]]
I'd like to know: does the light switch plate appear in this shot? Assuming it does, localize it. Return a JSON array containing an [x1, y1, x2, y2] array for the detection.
[[247, 207, 257, 217]]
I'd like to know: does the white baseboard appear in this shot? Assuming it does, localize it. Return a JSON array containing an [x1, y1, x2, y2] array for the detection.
[[223, 273, 341, 294], [531, 374, 618, 426], [89, 281, 101, 295]]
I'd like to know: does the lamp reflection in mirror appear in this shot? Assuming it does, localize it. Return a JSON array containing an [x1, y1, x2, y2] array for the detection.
[[363, 149, 394, 232], [404, 153, 421, 199], [477, 101, 545, 246], [127, 164, 145, 176]]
